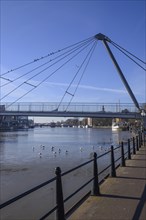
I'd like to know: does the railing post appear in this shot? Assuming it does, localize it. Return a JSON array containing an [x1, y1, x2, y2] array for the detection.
[[55, 167, 65, 220], [139, 132, 142, 148], [136, 136, 139, 151], [92, 152, 100, 196], [133, 137, 136, 155], [128, 139, 131, 160], [141, 132, 143, 146], [111, 145, 116, 177], [121, 141, 125, 167]]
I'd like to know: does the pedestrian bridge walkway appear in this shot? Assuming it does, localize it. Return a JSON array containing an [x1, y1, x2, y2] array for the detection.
[[0, 102, 142, 119], [69, 144, 146, 220]]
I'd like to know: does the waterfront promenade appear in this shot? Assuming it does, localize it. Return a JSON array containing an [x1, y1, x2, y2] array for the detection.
[[69, 144, 146, 220]]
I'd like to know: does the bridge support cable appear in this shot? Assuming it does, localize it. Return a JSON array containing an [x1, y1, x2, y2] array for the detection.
[[94, 33, 141, 111], [1, 36, 94, 77], [110, 42, 146, 71], [57, 41, 97, 111], [110, 40, 146, 65], [0, 39, 95, 102], [0, 38, 94, 88], [0, 77, 13, 88], [4, 40, 96, 108], [65, 41, 97, 111]]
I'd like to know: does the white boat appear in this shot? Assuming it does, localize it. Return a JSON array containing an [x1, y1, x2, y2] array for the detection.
[[112, 122, 120, 130]]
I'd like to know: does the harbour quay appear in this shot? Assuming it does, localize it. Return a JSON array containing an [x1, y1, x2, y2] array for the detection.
[[69, 142, 146, 220]]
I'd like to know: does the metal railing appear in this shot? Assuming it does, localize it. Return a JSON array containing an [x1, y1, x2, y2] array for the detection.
[[0, 132, 143, 220], [0, 102, 140, 113]]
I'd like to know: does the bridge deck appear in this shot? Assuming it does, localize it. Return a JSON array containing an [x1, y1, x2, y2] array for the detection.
[[69, 144, 146, 220], [1, 102, 143, 119]]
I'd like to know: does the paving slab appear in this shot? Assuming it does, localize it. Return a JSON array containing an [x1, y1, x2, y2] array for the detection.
[[69, 146, 146, 220]]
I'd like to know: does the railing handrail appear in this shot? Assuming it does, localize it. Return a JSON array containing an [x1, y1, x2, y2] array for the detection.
[[0, 102, 142, 112], [62, 158, 93, 176], [0, 176, 57, 209]]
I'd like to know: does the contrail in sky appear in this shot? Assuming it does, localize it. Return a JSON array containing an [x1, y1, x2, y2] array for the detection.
[[45, 82, 127, 94]]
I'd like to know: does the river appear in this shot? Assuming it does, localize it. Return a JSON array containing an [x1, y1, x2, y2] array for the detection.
[[0, 127, 134, 220]]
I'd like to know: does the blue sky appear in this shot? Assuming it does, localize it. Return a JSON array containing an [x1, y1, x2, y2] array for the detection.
[[0, 0, 146, 122]]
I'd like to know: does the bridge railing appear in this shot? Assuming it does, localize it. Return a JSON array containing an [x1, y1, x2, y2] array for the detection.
[[0, 133, 143, 220], [0, 102, 139, 113]]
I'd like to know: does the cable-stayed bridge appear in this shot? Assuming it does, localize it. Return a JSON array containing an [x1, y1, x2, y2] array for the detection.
[[0, 33, 146, 122]]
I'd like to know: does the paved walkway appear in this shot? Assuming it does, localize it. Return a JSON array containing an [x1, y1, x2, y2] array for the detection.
[[69, 144, 146, 220]]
